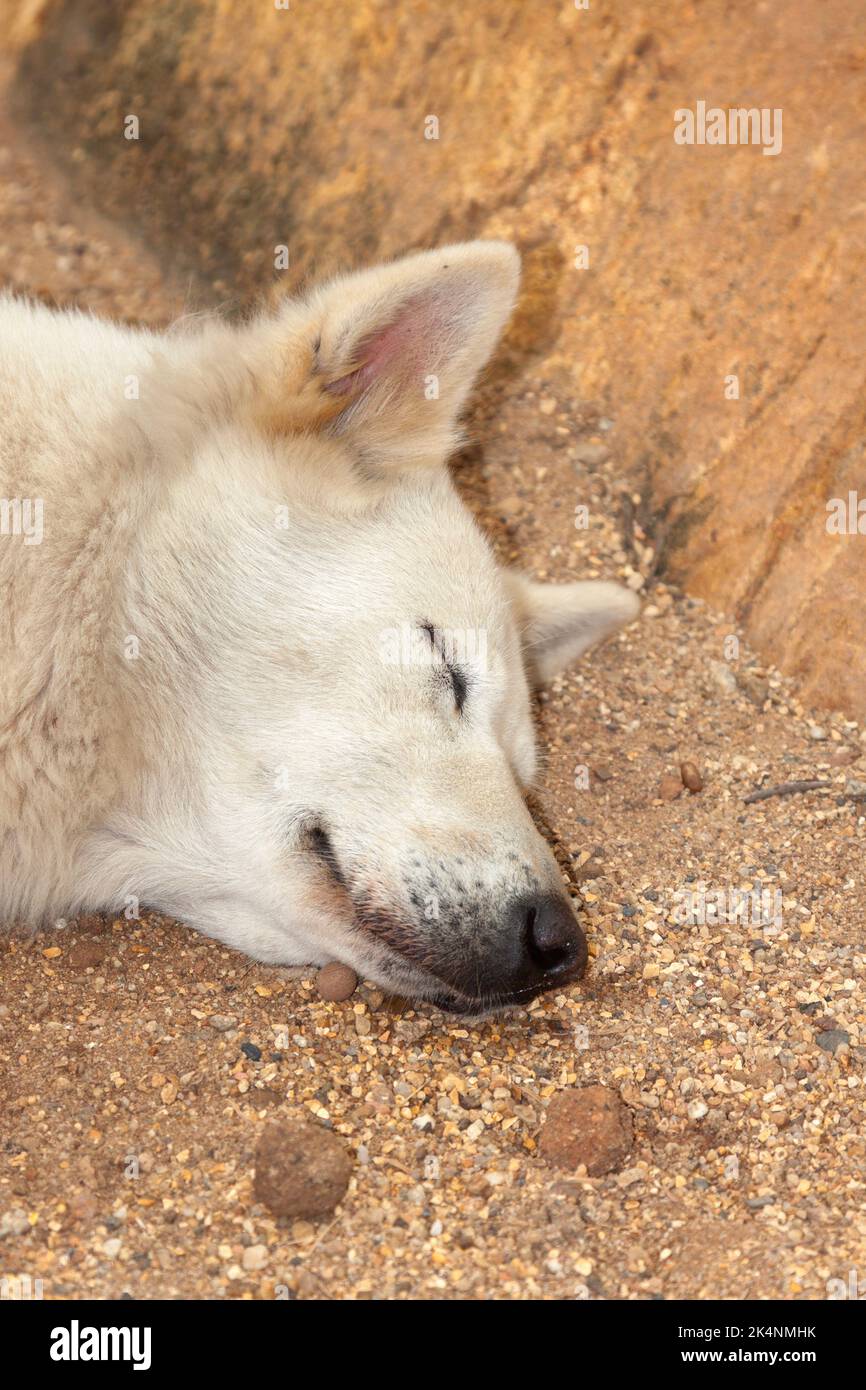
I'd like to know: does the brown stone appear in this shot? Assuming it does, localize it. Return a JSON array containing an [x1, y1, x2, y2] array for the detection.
[[315, 962, 358, 1002], [736, 671, 770, 708], [67, 1191, 98, 1224], [679, 761, 704, 793], [540, 1085, 634, 1176], [658, 774, 684, 801], [829, 747, 861, 767], [253, 1121, 352, 1220], [65, 941, 107, 970], [249, 1087, 285, 1109], [745, 1058, 783, 1087]]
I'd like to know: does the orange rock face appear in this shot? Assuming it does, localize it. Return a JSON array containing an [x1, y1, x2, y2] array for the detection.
[[8, 0, 866, 715]]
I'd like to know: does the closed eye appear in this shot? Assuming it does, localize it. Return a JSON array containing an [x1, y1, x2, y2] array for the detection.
[[420, 620, 469, 715], [449, 663, 467, 714]]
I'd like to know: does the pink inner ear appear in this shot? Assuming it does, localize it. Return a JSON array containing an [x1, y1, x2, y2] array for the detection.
[[325, 292, 444, 397]]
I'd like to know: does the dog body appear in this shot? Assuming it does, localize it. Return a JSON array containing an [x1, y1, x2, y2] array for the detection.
[[0, 243, 638, 1010]]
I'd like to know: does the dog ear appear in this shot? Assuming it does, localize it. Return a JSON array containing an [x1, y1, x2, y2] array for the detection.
[[248, 241, 519, 465], [504, 572, 640, 686]]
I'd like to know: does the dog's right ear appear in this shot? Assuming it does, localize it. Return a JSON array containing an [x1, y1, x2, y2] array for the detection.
[[242, 241, 520, 467]]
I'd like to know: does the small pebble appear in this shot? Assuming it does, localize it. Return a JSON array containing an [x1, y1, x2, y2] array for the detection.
[[242, 1243, 268, 1271], [736, 670, 770, 707], [829, 746, 859, 766], [66, 941, 107, 970], [709, 660, 737, 694], [240, 1041, 262, 1062], [0, 1208, 30, 1239], [679, 760, 704, 792], [208, 1014, 237, 1032], [658, 774, 684, 801], [571, 441, 610, 467], [316, 962, 358, 1002]]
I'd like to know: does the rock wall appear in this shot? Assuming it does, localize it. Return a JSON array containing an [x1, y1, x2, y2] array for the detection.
[[7, 0, 866, 715]]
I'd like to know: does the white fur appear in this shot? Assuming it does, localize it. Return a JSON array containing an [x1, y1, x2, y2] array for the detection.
[[0, 242, 639, 1007]]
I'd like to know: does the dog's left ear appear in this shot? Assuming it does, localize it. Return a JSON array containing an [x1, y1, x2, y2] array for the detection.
[[247, 240, 519, 465], [504, 572, 641, 686]]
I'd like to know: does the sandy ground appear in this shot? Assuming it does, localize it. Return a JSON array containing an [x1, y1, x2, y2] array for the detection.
[[1, 110, 865, 1303]]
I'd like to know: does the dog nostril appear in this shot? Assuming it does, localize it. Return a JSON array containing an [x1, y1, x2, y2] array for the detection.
[[525, 898, 584, 975]]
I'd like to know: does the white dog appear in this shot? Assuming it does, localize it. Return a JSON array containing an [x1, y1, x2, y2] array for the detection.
[[0, 241, 638, 1012]]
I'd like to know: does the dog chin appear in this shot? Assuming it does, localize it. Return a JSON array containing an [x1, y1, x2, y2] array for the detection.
[[362, 955, 494, 1017], [404, 971, 556, 1019], [428, 991, 510, 1019], [428, 984, 552, 1019]]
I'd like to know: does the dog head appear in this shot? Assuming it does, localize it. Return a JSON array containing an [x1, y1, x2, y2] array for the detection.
[[115, 242, 639, 1013]]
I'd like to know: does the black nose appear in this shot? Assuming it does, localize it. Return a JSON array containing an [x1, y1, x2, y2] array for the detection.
[[525, 895, 588, 977], [474, 893, 588, 1002]]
